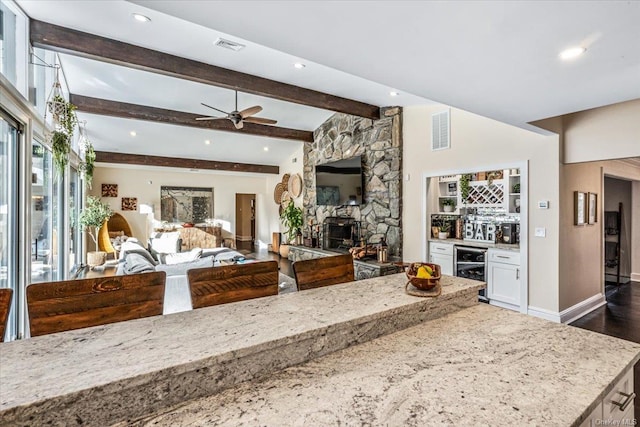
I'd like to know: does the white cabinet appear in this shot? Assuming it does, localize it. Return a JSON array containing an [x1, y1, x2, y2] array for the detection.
[[580, 365, 635, 426], [487, 249, 520, 310], [429, 242, 453, 276]]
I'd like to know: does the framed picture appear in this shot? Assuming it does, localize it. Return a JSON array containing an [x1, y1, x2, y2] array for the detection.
[[102, 184, 118, 197], [121, 197, 137, 211], [574, 191, 586, 225], [588, 192, 597, 224]]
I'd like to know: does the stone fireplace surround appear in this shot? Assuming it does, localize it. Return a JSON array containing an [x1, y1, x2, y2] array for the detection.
[[303, 107, 403, 257]]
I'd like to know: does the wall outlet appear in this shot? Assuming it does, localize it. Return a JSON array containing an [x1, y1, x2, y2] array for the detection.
[[535, 227, 546, 237], [538, 200, 549, 209]]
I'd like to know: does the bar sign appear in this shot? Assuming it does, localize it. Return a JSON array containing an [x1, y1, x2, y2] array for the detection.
[[464, 222, 496, 243]]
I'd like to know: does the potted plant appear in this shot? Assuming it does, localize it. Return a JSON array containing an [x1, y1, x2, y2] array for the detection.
[[79, 196, 113, 267], [441, 198, 456, 212], [438, 223, 451, 240], [279, 201, 303, 258], [47, 94, 78, 176]]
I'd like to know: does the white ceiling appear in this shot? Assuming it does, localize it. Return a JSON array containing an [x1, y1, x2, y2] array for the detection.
[[16, 0, 640, 167], [132, 0, 640, 130], [17, 0, 433, 167]]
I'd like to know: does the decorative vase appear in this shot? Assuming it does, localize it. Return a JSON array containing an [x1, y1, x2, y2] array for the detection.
[[279, 244, 290, 259], [87, 251, 107, 267], [438, 232, 449, 240]]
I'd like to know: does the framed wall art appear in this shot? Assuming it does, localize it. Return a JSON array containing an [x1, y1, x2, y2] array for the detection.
[[121, 197, 137, 211], [574, 191, 586, 226], [588, 192, 597, 224], [102, 184, 118, 197]]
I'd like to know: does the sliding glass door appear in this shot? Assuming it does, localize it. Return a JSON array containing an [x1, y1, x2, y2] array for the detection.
[[31, 141, 59, 283], [0, 112, 19, 341], [69, 168, 82, 273]]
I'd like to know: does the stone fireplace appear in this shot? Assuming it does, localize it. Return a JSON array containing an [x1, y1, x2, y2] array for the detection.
[[303, 107, 403, 257]]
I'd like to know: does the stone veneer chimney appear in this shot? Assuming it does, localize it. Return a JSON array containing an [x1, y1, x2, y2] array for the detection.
[[303, 107, 403, 257]]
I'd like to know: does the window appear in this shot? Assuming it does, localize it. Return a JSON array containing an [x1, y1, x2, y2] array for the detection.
[[31, 141, 60, 283], [0, 110, 19, 341], [0, 0, 28, 97], [69, 167, 82, 273]]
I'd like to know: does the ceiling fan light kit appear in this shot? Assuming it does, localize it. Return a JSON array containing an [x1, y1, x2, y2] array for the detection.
[[196, 90, 278, 129]]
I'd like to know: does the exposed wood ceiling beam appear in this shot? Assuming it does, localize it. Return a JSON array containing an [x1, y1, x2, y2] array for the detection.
[[95, 151, 279, 175], [70, 94, 314, 142], [31, 20, 381, 120]]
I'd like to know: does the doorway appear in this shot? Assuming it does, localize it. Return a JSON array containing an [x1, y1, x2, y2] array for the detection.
[[603, 176, 634, 286], [235, 194, 256, 252]]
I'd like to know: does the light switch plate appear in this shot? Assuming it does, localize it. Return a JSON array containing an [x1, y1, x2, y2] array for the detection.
[[535, 227, 546, 237], [538, 200, 549, 209]]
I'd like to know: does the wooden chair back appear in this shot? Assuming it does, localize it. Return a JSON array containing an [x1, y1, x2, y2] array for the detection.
[[188, 261, 278, 309], [0, 288, 13, 342], [27, 272, 166, 337], [293, 253, 355, 291]]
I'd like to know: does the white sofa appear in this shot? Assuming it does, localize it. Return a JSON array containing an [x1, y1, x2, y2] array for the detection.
[[116, 240, 247, 315]]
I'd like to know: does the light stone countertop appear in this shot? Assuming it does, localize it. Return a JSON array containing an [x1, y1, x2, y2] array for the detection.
[[0, 273, 484, 426], [132, 304, 640, 427]]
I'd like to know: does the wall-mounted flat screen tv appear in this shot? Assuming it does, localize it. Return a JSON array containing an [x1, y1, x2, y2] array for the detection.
[[315, 156, 364, 206]]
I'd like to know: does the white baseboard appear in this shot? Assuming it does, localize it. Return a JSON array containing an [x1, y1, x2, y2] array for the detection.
[[631, 272, 640, 282], [559, 294, 607, 324], [527, 306, 561, 323]]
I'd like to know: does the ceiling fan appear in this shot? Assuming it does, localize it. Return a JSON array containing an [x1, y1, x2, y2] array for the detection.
[[195, 90, 277, 129]]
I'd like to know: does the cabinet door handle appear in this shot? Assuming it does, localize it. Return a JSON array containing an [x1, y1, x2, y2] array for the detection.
[[612, 391, 635, 412], [497, 255, 510, 259], [516, 269, 520, 280]]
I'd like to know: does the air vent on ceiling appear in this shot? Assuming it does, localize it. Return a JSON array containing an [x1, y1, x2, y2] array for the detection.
[[214, 38, 245, 51], [431, 110, 450, 151]]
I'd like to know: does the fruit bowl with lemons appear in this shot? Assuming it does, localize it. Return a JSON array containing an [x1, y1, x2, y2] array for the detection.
[[406, 262, 441, 290]]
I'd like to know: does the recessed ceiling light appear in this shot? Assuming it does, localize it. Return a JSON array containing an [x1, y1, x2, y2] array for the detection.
[[130, 131, 137, 136], [205, 140, 211, 145], [390, 91, 400, 97], [263, 146, 269, 151], [559, 46, 586, 60], [294, 63, 306, 69], [132, 13, 151, 23]]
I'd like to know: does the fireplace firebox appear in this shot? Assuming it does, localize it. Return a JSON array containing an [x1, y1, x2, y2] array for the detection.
[[322, 217, 362, 252]]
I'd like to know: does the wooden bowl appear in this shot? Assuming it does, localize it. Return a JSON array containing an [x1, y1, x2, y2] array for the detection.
[[406, 262, 441, 290]]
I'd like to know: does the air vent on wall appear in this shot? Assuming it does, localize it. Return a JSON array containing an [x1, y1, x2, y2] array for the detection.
[[214, 38, 245, 51], [431, 110, 450, 151]]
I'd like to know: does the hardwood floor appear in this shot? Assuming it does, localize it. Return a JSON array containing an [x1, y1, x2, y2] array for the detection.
[[250, 248, 294, 278], [570, 281, 640, 418]]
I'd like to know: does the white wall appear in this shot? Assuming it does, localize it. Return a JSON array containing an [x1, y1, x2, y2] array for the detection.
[[90, 166, 275, 245], [563, 99, 640, 163], [403, 105, 560, 312]]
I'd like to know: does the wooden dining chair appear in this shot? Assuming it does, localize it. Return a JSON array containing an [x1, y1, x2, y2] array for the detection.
[[293, 253, 355, 291], [188, 261, 279, 309], [0, 288, 13, 342], [27, 271, 166, 337]]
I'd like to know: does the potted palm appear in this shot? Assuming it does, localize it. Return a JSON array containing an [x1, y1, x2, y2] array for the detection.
[[79, 196, 113, 267], [279, 201, 303, 258]]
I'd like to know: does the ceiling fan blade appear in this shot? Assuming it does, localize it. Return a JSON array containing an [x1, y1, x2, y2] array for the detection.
[[239, 105, 262, 118], [195, 116, 224, 121], [243, 117, 278, 125], [201, 102, 229, 115], [234, 120, 244, 130]]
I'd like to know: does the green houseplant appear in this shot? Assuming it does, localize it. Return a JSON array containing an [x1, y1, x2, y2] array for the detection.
[[47, 94, 78, 176], [79, 196, 113, 266], [280, 201, 303, 243], [441, 198, 456, 212]]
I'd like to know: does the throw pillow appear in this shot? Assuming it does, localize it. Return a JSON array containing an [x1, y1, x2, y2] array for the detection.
[[159, 248, 202, 265], [122, 253, 157, 275]]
